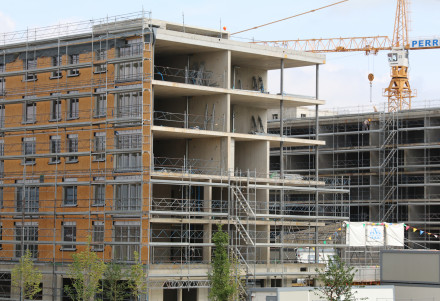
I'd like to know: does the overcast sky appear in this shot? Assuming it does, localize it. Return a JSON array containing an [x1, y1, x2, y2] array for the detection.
[[1, 0, 439, 111]]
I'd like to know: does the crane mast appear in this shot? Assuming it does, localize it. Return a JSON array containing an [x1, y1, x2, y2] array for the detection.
[[384, 0, 414, 112]]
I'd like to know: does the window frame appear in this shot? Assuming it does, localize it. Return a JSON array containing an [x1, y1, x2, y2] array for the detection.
[[15, 225, 38, 258], [113, 225, 140, 261], [63, 185, 77, 207], [62, 223, 77, 251]]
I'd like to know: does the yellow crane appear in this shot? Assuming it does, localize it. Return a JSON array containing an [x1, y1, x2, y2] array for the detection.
[[238, 0, 440, 112]]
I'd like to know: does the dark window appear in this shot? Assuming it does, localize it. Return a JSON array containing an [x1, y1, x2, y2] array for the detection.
[[16, 187, 39, 212], [93, 185, 105, 206], [15, 225, 38, 258], [62, 224, 76, 250], [114, 225, 140, 261], [64, 186, 77, 206]]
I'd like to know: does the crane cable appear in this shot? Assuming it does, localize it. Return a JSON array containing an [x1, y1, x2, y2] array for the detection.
[[231, 0, 350, 36]]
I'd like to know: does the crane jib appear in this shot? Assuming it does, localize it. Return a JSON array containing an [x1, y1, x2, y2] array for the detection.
[[411, 39, 440, 48]]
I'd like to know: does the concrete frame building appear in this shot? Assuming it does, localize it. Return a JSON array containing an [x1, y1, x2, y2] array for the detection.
[[0, 12, 347, 301], [269, 104, 440, 257]]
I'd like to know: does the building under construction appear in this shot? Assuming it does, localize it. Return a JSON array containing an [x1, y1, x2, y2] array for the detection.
[[269, 102, 440, 254], [0, 12, 348, 300]]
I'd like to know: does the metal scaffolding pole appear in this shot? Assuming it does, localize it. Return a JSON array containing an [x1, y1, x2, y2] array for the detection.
[[315, 64, 320, 264]]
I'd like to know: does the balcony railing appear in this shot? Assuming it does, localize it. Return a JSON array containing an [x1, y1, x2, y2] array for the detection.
[[154, 65, 224, 88], [154, 110, 225, 132]]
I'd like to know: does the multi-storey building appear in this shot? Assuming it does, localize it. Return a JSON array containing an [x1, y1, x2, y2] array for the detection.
[[0, 13, 346, 300], [269, 104, 440, 254]]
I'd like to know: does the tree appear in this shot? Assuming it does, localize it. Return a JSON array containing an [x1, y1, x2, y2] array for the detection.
[[314, 255, 357, 301], [11, 249, 42, 300], [65, 238, 106, 301], [127, 251, 148, 300], [104, 263, 129, 301], [208, 224, 235, 301]]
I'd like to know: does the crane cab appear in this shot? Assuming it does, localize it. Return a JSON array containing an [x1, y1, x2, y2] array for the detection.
[[387, 48, 409, 67]]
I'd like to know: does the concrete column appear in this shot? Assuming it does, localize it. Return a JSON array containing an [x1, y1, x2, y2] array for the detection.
[[178, 289, 182, 301], [203, 223, 212, 262], [315, 64, 320, 263], [279, 59, 284, 179]]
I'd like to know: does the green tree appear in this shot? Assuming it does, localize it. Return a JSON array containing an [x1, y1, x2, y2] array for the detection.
[[64, 238, 106, 301], [104, 263, 129, 301], [127, 251, 148, 300], [208, 224, 235, 301], [314, 255, 357, 301], [11, 249, 42, 300]]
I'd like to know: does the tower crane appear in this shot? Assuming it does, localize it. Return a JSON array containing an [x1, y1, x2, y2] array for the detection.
[[242, 0, 440, 112]]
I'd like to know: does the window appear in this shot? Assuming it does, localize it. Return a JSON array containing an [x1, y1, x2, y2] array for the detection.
[[114, 184, 141, 211], [15, 225, 38, 258], [115, 153, 141, 172], [50, 100, 61, 121], [23, 102, 36, 123], [50, 136, 61, 163], [51, 56, 62, 78], [22, 137, 36, 165], [0, 78, 4, 96], [119, 38, 142, 57], [300, 113, 307, 118], [67, 99, 79, 119], [62, 223, 76, 250], [16, 186, 39, 213], [63, 186, 77, 206], [0, 140, 3, 178], [95, 49, 107, 61], [25, 58, 37, 70], [93, 184, 105, 206], [115, 132, 142, 149], [114, 131, 141, 171], [94, 90, 106, 117], [68, 54, 80, 76], [272, 114, 278, 120], [92, 222, 104, 251], [0, 64, 4, 73], [116, 61, 141, 82], [0, 105, 4, 127], [0, 188, 3, 209], [67, 92, 79, 119], [66, 134, 78, 162], [116, 92, 141, 118], [24, 59, 37, 81], [94, 64, 107, 73], [114, 224, 140, 261], [93, 132, 106, 161]]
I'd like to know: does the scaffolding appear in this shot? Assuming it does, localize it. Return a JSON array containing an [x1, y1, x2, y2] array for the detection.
[[268, 100, 440, 255], [0, 12, 348, 301]]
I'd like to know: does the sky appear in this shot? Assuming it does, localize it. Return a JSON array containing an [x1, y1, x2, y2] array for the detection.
[[1, 0, 439, 111]]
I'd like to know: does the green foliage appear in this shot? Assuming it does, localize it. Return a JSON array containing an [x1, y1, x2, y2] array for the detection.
[[314, 255, 357, 301], [104, 263, 129, 301], [208, 224, 235, 301], [127, 251, 148, 300], [64, 238, 106, 301], [11, 249, 42, 300]]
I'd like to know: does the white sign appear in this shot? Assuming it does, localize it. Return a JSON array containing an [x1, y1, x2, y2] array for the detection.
[[411, 39, 439, 48]]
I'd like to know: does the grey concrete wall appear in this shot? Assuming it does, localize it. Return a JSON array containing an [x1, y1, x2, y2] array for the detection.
[[234, 141, 269, 175], [232, 105, 267, 134], [188, 137, 223, 173], [189, 95, 228, 132], [231, 65, 268, 92]]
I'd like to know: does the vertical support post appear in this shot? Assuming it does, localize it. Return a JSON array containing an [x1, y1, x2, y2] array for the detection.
[[280, 59, 284, 179], [279, 58, 285, 273], [315, 64, 320, 264]]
